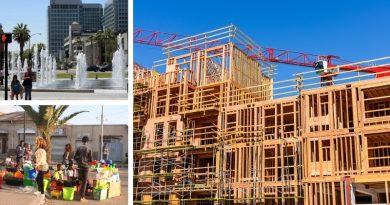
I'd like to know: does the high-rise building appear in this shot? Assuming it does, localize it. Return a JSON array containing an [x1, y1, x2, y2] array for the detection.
[[48, 0, 102, 59], [81, 4, 103, 32], [48, 0, 82, 59], [102, 0, 128, 33]]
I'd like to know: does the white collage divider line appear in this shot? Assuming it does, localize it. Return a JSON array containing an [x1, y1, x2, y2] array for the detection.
[[128, 0, 134, 203], [1, 1, 133, 204], [0, 0, 133, 204]]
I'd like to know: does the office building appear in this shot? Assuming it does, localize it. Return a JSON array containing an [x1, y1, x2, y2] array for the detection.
[[102, 0, 128, 33], [81, 4, 103, 32], [48, 0, 102, 59]]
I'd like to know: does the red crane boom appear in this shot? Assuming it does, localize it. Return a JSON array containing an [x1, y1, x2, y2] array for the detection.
[[134, 28, 390, 77]]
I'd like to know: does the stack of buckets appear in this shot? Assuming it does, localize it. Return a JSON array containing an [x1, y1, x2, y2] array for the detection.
[[93, 180, 108, 201], [23, 165, 49, 192], [23, 165, 37, 187]]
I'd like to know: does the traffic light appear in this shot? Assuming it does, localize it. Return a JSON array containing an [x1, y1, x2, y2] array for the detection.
[[1, 33, 12, 43]]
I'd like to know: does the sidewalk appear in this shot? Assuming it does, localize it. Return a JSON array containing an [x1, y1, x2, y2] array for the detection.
[[0, 188, 44, 205], [0, 91, 128, 100]]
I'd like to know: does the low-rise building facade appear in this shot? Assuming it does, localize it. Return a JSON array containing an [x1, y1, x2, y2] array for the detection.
[[0, 112, 128, 163]]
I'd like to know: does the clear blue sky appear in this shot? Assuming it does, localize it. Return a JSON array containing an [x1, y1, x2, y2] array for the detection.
[[134, 0, 390, 82], [0, 105, 128, 125], [1, 0, 107, 52]]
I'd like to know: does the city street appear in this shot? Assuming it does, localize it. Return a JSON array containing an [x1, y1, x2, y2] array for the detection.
[[0, 168, 128, 205]]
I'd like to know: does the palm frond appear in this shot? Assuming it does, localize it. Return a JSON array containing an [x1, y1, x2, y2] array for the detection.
[[20, 106, 39, 125], [54, 105, 69, 121], [58, 111, 88, 125]]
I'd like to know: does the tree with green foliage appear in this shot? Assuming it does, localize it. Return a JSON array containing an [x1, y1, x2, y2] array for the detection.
[[94, 29, 117, 65], [12, 23, 30, 63], [36, 43, 46, 67], [94, 31, 105, 65], [75, 37, 83, 51], [103, 29, 116, 64], [88, 35, 95, 65], [36, 43, 46, 53], [20, 105, 87, 162]]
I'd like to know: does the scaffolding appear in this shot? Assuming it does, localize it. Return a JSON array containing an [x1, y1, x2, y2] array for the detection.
[[134, 25, 390, 204]]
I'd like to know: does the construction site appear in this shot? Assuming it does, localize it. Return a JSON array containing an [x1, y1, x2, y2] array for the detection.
[[133, 25, 390, 205]]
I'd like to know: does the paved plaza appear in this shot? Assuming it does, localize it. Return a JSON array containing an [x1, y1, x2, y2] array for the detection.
[[0, 189, 45, 205], [0, 90, 128, 100]]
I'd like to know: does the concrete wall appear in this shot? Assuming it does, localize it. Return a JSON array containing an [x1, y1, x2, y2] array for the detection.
[[65, 124, 128, 162], [0, 120, 128, 162]]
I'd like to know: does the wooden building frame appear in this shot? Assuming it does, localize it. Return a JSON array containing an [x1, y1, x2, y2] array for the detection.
[[134, 25, 390, 205]]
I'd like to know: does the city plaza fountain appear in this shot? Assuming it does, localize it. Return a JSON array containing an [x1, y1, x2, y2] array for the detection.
[[112, 33, 127, 88], [75, 52, 87, 89], [6, 33, 127, 91]]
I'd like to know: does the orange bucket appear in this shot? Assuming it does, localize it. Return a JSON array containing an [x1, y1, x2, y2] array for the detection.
[[14, 171, 23, 179]]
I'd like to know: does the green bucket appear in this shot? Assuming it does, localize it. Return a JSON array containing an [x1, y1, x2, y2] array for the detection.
[[63, 187, 76, 201], [93, 188, 108, 201], [35, 178, 49, 191], [44, 179, 49, 191], [23, 178, 36, 187]]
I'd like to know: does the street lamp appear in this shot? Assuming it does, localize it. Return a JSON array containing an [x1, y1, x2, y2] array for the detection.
[[28, 33, 41, 63]]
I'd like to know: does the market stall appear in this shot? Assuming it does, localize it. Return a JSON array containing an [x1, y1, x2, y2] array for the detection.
[[0, 159, 121, 201]]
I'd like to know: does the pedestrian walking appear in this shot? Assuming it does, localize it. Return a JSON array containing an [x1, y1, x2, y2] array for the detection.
[[16, 140, 25, 169], [34, 137, 49, 199], [74, 136, 92, 202], [22, 67, 33, 100], [10, 75, 23, 100]]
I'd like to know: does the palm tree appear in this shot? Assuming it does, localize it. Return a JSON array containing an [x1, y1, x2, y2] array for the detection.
[[36, 43, 46, 67], [36, 43, 46, 53], [94, 31, 105, 65], [20, 105, 87, 162], [88, 35, 95, 65], [12, 23, 30, 63], [103, 29, 116, 64], [75, 37, 83, 51]]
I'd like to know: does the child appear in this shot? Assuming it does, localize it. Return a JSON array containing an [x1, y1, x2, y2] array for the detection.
[[10, 75, 23, 100], [52, 164, 65, 186], [66, 162, 78, 181], [64, 162, 78, 187]]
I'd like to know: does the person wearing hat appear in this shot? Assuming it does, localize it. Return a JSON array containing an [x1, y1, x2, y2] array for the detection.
[[74, 136, 92, 202]]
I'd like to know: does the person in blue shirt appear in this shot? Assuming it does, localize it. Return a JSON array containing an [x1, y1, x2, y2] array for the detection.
[[10, 75, 23, 100]]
